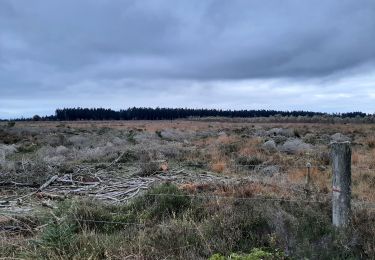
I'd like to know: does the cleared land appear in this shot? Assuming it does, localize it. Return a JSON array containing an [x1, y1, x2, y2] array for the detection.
[[1, 120, 375, 259]]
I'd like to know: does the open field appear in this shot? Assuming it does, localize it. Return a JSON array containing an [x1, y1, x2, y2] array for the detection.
[[1, 120, 375, 259]]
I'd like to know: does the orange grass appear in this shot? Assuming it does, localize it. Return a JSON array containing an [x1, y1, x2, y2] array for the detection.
[[3, 120, 375, 203], [179, 182, 294, 198]]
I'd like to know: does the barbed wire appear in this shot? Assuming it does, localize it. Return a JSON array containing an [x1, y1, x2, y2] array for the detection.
[[75, 161, 325, 169], [6, 159, 373, 171], [75, 160, 375, 170], [142, 192, 328, 203], [34, 202, 375, 230], [1, 193, 375, 239], [3, 191, 374, 211]]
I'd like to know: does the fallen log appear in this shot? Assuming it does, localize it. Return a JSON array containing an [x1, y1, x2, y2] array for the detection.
[[57, 179, 100, 186], [35, 192, 66, 201], [107, 151, 126, 168], [38, 175, 58, 191]]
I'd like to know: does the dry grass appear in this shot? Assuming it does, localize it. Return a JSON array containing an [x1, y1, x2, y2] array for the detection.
[[210, 162, 226, 173], [2, 182, 370, 259], [2, 120, 374, 201], [287, 168, 307, 183], [370, 149, 375, 169], [364, 136, 375, 149], [1, 120, 375, 258], [288, 167, 331, 194], [237, 138, 263, 156]]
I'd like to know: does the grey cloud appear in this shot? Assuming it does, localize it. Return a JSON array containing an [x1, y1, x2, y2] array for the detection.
[[1, 1, 182, 70], [1, 0, 374, 80], [0, 0, 375, 117]]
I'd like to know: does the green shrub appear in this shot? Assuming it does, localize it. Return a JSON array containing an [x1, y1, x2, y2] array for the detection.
[[236, 156, 263, 169], [117, 150, 138, 163], [126, 130, 136, 144], [203, 201, 273, 255], [35, 222, 122, 259], [24, 186, 368, 259], [220, 143, 239, 155], [39, 222, 77, 251], [209, 254, 226, 260], [155, 130, 163, 138], [138, 220, 204, 259], [130, 183, 191, 221], [293, 129, 301, 138], [17, 143, 38, 153], [7, 121, 15, 128], [70, 200, 119, 233], [43, 183, 192, 233], [97, 127, 110, 135], [367, 139, 375, 149], [137, 152, 160, 176]]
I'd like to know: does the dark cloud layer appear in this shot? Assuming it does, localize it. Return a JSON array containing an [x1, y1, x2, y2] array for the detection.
[[0, 0, 375, 117]]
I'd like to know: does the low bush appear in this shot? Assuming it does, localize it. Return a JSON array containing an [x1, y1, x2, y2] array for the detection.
[[126, 130, 137, 144], [220, 143, 240, 156], [17, 143, 38, 153], [12, 184, 372, 259], [0, 129, 21, 144], [293, 129, 301, 138], [367, 138, 375, 149], [136, 151, 160, 176], [129, 183, 192, 222], [7, 121, 16, 128], [117, 150, 138, 163], [236, 156, 263, 170], [39, 221, 77, 255], [155, 130, 163, 138]]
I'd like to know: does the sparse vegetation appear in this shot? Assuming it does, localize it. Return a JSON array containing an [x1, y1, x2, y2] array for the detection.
[[1, 120, 375, 259], [1, 183, 371, 259]]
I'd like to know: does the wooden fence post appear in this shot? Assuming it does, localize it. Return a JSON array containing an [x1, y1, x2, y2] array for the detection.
[[305, 162, 312, 186], [331, 141, 351, 228]]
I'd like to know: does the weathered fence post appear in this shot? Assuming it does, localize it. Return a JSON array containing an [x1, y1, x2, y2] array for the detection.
[[304, 162, 312, 197], [305, 162, 312, 186], [331, 141, 351, 228]]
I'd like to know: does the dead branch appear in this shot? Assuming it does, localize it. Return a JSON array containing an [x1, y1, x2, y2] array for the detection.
[[38, 175, 58, 191], [35, 192, 66, 201]]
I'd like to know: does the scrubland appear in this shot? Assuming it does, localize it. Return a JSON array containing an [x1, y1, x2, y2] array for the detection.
[[1, 119, 375, 259]]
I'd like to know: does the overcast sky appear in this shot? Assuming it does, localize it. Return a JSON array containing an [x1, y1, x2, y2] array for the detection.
[[1, 0, 375, 118]]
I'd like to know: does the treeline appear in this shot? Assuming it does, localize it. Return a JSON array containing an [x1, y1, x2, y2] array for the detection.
[[50, 107, 368, 121], [2, 108, 370, 122]]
